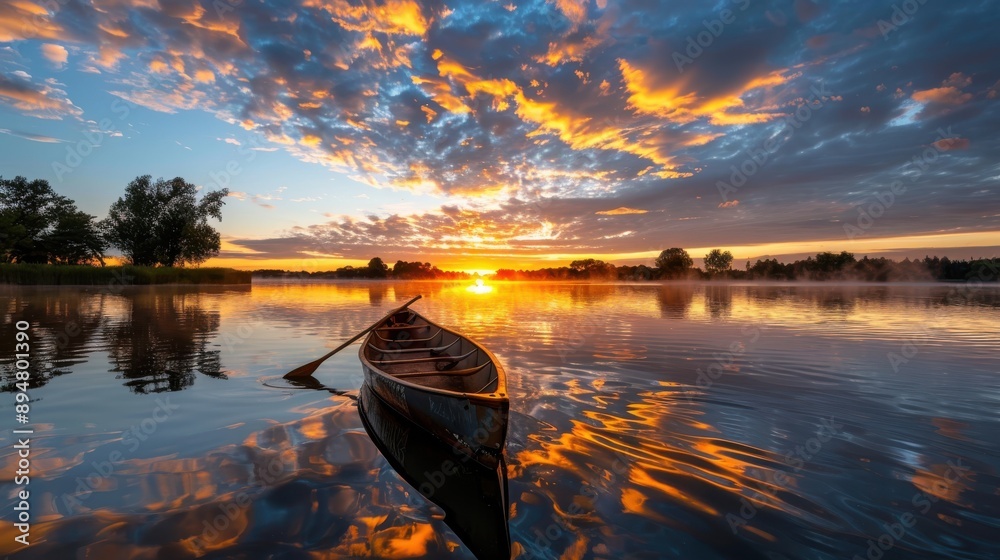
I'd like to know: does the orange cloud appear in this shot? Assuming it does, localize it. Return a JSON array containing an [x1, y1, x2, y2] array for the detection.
[[300, 134, 322, 147], [596, 207, 648, 215], [718, 200, 740, 208], [554, 0, 588, 26], [513, 89, 687, 177], [40, 44, 68, 67], [194, 69, 216, 83], [620, 60, 787, 126], [306, 0, 429, 36], [942, 72, 971, 89], [0, 1, 64, 41], [0, 74, 82, 119], [933, 137, 970, 151], [149, 59, 169, 73], [911, 86, 972, 106], [538, 35, 603, 66]]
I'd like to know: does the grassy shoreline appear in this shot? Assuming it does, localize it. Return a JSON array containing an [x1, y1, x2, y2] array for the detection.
[[0, 264, 251, 285]]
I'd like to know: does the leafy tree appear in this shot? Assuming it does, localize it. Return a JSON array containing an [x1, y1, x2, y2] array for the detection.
[[367, 257, 388, 278], [392, 260, 438, 279], [704, 249, 734, 276], [569, 258, 616, 279], [47, 201, 107, 265], [814, 251, 856, 273], [0, 176, 105, 264], [747, 258, 792, 280], [655, 248, 693, 279], [103, 176, 228, 266]]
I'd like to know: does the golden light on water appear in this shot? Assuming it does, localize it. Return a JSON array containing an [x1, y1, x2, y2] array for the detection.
[[466, 278, 493, 294]]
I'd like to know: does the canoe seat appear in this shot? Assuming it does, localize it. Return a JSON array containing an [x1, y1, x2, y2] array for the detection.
[[374, 338, 458, 355], [392, 362, 490, 379], [375, 328, 442, 344], [376, 324, 429, 331], [370, 349, 476, 366]]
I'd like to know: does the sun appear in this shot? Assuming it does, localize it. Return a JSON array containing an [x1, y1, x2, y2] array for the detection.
[[466, 278, 494, 294]]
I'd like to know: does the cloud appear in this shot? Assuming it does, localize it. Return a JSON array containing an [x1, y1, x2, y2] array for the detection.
[[718, 200, 740, 208], [933, 137, 970, 151], [0, 72, 82, 119], [595, 207, 648, 215], [912, 87, 972, 106], [0, 128, 66, 143], [0, 2, 64, 42], [41, 44, 68, 68]]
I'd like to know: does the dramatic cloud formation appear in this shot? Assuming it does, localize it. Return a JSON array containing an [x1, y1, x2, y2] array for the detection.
[[1, 0, 999, 267]]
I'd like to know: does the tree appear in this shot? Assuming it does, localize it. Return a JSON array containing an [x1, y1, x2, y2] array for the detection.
[[0, 176, 105, 264], [655, 248, 693, 279], [366, 257, 388, 278], [569, 258, 616, 279], [46, 201, 107, 265], [103, 176, 228, 266], [392, 260, 435, 279], [704, 249, 734, 276]]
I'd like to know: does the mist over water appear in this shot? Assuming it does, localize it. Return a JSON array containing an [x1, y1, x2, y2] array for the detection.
[[1, 281, 998, 559]]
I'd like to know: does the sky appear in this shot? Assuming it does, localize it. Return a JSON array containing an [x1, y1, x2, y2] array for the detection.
[[1, 0, 998, 273]]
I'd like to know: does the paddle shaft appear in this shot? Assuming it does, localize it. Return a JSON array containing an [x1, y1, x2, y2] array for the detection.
[[284, 294, 422, 378]]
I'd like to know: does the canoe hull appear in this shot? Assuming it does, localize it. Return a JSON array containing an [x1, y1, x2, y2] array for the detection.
[[362, 364, 509, 466], [359, 383, 511, 560]]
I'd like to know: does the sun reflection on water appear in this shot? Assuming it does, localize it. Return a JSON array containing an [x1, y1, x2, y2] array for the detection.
[[466, 278, 494, 294]]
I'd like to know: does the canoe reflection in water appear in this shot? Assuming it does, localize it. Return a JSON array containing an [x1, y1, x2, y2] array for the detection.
[[359, 383, 512, 560]]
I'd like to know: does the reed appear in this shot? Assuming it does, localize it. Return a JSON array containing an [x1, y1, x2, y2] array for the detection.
[[0, 264, 252, 285]]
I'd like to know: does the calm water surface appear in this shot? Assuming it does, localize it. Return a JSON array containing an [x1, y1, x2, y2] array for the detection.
[[1, 281, 999, 559]]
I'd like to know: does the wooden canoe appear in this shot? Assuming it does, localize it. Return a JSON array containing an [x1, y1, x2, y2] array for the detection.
[[359, 306, 509, 466], [358, 383, 511, 560]]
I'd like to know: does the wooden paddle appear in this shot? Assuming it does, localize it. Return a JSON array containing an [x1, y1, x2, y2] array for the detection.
[[283, 294, 422, 378]]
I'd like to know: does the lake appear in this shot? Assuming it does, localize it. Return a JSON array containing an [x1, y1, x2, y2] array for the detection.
[[1, 281, 998, 559]]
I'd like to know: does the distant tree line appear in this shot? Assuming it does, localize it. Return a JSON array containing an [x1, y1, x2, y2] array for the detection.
[[0, 175, 228, 267], [253, 257, 475, 280], [495, 249, 999, 282], [256, 250, 999, 283]]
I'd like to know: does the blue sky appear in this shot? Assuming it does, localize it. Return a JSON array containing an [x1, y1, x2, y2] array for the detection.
[[1, 0, 999, 271]]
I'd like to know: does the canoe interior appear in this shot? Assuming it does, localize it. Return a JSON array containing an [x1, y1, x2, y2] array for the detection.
[[362, 310, 503, 396]]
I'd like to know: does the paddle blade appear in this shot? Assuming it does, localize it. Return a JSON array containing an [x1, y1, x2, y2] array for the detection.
[[284, 359, 323, 378]]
